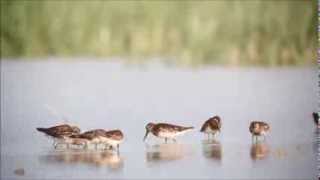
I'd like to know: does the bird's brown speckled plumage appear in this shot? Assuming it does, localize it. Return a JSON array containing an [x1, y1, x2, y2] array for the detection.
[[151, 123, 193, 136], [200, 116, 221, 133], [144, 122, 193, 142], [70, 129, 107, 140], [105, 130, 124, 141], [36, 124, 80, 138], [249, 121, 270, 136]]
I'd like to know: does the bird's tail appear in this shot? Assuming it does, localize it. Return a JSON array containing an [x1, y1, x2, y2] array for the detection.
[[36, 127, 48, 133], [183, 126, 194, 131]]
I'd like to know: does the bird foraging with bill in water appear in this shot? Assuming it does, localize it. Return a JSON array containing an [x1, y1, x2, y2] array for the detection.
[[200, 115, 221, 139], [249, 121, 270, 142], [143, 122, 194, 143], [70, 129, 124, 151], [69, 129, 108, 149], [36, 124, 81, 148], [103, 129, 124, 151]]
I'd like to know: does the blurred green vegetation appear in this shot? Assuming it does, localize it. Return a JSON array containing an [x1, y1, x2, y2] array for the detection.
[[0, 1, 317, 66]]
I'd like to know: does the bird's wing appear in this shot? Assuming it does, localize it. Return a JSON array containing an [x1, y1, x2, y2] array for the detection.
[[157, 123, 189, 132], [79, 130, 97, 140], [47, 124, 73, 137], [208, 120, 220, 130], [105, 130, 123, 140]]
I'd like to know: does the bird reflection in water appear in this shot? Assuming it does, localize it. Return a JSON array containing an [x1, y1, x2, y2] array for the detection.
[[145, 143, 190, 163], [39, 150, 124, 170], [202, 139, 222, 162], [250, 142, 269, 160]]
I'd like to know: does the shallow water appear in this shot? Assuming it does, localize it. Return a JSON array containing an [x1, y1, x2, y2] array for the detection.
[[0, 59, 318, 179]]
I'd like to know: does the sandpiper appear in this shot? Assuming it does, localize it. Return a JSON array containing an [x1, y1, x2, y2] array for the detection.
[[70, 129, 109, 149], [143, 122, 194, 143], [313, 112, 320, 128], [249, 121, 270, 142], [36, 124, 80, 148], [104, 130, 124, 151], [200, 116, 221, 139], [70, 129, 124, 151]]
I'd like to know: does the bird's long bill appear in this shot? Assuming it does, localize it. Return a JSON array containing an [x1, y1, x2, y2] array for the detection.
[[143, 130, 149, 141]]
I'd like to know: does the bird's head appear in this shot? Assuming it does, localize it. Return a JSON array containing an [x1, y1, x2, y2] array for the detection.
[[143, 122, 155, 141]]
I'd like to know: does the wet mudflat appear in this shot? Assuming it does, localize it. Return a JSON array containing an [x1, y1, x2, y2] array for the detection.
[[0, 59, 317, 179]]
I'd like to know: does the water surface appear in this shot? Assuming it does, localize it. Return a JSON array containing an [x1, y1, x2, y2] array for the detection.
[[1, 60, 317, 179]]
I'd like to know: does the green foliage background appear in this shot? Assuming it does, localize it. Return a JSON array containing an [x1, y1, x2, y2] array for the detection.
[[1, 1, 317, 66]]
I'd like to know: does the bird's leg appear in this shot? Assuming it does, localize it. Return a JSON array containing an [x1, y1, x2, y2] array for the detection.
[[52, 139, 57, 147], [165, 138, 168, 143], [54, 143, 58, 149], [95, 143, 98, 150], [117, 144, 120, 152], [172, 138, 177, 143], [207, 133, 210, 140], [80, 143, 84, 149], [66, 143, 70, 149]]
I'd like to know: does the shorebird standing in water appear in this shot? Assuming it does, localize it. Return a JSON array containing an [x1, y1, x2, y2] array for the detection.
[[200, 116, 221, 139], [313, 112, 320, 128], [103, 130, 124, 151], [143, 122, 194, 143], [70, 129, 124, 151], [249, 121, 270, 142], [36, 124, 81, 148], [70, 129, 108, 149]]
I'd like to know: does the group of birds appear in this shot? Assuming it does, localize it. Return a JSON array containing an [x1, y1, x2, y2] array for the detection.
[[37, 127, 124, 150], [37, 115, 275, 152]]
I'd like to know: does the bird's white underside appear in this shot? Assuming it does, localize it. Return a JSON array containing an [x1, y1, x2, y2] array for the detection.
[[157, 129, 192, 139], [60, 136, 122, 147], [204, 127, 218, 134]]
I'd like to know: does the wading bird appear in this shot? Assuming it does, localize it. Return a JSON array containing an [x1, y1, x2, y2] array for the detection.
[[249, 121, 270, 142], [143, 122, 193, 143], [36, 124, 80, 148], [71, 129, 124, 151], [200, 116, 221, 139]]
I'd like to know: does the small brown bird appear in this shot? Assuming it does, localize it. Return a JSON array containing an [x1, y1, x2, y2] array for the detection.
[[36, 124, 80, 148], [70, 129, 109, 149], [249, 121, 270, 142], [104, 130, 124, 151], [70, 129, 124, 151], [200, 116, 221, 139], [143, 122, 194, 143], [313, 112, 320, 128]]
